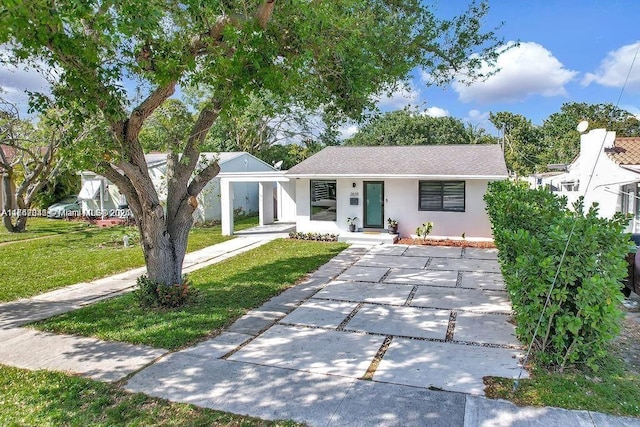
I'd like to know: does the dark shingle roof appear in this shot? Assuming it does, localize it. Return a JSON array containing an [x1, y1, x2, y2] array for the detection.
[[607, 137, 640, 165], [286, 145, 508, 178]]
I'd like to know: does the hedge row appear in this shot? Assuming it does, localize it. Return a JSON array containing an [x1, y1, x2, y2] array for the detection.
[[484, 180, 632, 370]]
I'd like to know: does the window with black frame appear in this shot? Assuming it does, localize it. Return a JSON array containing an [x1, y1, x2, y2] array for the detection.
[[310, 180, 337, 221], [419, 181, 465, 212]]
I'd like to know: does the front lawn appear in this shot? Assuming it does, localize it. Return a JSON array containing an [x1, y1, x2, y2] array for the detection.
[[0, 216, 258, 303], [0, 364, 299, 426], [35, 239, 348, 350], [0, 218, 89, 243]]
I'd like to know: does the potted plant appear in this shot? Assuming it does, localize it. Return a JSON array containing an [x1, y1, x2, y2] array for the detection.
[[387, 217, 398, 234], [347, 217, 358, 232]]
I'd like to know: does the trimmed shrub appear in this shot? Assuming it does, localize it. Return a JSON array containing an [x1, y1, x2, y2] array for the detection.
[[288, 232, 338, 242], [133, 275, 197, 309], [485, 180, 633, 370]]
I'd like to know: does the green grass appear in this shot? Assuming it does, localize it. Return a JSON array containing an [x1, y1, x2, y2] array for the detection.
[[0, 218, 90, 243], [0, 216, 258, 303], [0, 364, 300, 426], [35, 239, 347, 350], [484, 355, 640, 418]]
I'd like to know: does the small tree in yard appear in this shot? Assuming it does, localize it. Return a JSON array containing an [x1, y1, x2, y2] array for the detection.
[[0, 99, 85, 232], [0, 1, 501, 287]]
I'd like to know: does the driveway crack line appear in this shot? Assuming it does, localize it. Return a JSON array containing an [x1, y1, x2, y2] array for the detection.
[[362, 336, 393, 380]]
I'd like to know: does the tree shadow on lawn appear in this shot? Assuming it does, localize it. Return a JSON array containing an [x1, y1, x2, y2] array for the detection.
[[35, 250, 344, 351]]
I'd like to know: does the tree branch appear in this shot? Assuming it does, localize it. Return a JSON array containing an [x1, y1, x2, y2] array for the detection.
[[126, 82, 177, 142], [187, 161, 220, 196]]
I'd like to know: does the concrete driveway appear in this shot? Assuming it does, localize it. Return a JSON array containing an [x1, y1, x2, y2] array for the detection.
[[226, 244, 524, 395], [125, 243, 532, 426]]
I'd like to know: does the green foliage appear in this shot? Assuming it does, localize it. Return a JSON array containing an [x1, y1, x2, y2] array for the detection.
[[133, 275, 196, 309], [540, 102, 640, 165], [415, 222, 433, 239], [346, 108, 487, 146], [485, 180, 633, 370], [138, 99, 195, 152], [489, 111, 544, 176]]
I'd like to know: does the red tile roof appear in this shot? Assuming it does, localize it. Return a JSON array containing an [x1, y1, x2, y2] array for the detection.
[[607, 137, 640, 165]]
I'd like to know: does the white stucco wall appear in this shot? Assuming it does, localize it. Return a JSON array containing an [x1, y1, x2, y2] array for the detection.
[[295, 177, 496, 238], [547, 129, 639, 222]]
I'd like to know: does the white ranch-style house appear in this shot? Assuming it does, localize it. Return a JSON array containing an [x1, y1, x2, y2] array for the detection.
[[279, 145, 508, 239]]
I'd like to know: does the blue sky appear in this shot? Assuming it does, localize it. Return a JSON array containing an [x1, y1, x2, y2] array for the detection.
[[369, 0, 640, 137], [1, 1, 639, 139]]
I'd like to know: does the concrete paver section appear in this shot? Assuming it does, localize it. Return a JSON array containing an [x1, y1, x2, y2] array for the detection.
[[404, 245, 463, 258], [454, 312, 519, 346], [228, 324, 384, 377], [314, 280, 413, 305], [459, 271, 506, 291], [281, 300, 358, 328], [344, 305, 450, 340], [355, 254, 429, 269], [463, 248, 499, 260], [336, 265, 389, 282], [411, 286, 512, 314], [374, 338, 525, 395], [429, 257, 501, 273], [384, 268, 458, 287]]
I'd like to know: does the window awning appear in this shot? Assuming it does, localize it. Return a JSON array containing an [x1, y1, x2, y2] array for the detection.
[[78, 179, 102, 200]]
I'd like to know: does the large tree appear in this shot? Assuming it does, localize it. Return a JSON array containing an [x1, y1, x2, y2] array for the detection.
[[0, 0, 501, 285], [0, 99, 83, 232], [541, 102, 640, 164], [489, 111, 544, 177], [346, 108, 479, 146]]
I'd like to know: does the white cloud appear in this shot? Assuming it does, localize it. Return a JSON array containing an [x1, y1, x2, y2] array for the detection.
[[374, 82, 420, 110], [0, 47, 53, 108], [338, 124, 359, 140], [452, 41, 578, 104], [582, 41, 640, 91], [466, 109, 490, 123], [422, 106, 449, 117]]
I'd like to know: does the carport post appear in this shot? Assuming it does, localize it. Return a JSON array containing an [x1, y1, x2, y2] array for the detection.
[[221, 178, 234, 236], [259, 181, 274, 226]]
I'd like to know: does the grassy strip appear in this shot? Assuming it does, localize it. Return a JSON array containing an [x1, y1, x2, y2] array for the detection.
[[0, 218, 90, 243], [35, 239, 348, 350], [0, 364, 300, 426], [484, 355, 640, 418], [0, 216, 258, 302]]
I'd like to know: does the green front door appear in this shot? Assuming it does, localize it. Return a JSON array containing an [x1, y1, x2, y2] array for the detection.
[[364, 181, 384, 228]]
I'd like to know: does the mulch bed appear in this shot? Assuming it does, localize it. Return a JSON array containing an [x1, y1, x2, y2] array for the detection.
[[397, 237, 496, 248]]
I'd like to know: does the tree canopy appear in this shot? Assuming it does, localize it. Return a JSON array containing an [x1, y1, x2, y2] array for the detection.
[[0, 0, 502, 285], [346, 108, 499, 146]]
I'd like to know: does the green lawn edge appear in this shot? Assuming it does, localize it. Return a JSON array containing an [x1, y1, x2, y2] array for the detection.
[[0, 364, 301, 426], [34, 239, 348, 350], [484, 354, 640, 418], [0, 216, 258, 302]]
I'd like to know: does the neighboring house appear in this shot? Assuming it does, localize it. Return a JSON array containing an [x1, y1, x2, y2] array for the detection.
[[541, 128, 640, 232], [79, 152, 276, 222], [284, 145, 509, 238]]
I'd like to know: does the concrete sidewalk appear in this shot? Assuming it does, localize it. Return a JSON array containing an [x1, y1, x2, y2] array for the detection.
[[1, 238, 639, 426], [0, 233, 282, 381]]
